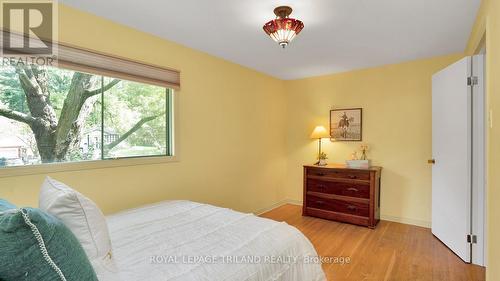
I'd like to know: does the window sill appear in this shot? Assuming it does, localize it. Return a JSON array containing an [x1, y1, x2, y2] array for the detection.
[[0, 156, 178, 178]]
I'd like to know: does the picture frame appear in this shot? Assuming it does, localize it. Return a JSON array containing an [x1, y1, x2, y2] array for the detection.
[[330, 108, 363, 141]]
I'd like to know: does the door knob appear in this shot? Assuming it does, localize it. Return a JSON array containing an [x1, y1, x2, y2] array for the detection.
[[428, 159, 436, 164]]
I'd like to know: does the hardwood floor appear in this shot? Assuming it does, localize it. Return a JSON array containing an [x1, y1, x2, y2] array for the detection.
[[260, 204, 485, 281]]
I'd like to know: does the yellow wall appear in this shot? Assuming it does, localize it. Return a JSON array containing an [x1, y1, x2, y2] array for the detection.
[[0, 5, 288, 215], [284, 54, 463, 227], [466, 0, 499, 279]]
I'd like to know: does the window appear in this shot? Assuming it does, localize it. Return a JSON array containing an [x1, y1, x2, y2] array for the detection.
[[0, 64, 173, 168]]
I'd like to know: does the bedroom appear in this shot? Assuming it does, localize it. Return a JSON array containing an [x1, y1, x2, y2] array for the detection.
[[0, 0, 498, 280]]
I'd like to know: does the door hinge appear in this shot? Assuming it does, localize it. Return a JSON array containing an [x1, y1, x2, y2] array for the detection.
[[467, 234, 477, 244], [467, 76, 478, 86]]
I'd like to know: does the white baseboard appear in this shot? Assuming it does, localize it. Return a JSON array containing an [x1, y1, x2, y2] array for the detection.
[[284, 199, 303, 206], [380, 215, 431, 228], [253, 199, 303, 215]]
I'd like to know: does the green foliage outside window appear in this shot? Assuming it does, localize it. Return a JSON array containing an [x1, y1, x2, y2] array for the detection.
[[0, 64, 170, 167]]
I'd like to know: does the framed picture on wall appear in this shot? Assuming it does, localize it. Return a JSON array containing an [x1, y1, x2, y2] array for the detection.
[[330, 108, 362, 141]]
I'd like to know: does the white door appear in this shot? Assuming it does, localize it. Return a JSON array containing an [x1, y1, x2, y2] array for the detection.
[[431, 57, 472, 262]]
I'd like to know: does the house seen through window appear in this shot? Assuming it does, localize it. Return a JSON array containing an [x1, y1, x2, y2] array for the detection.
[[0, 64, 172, 168]]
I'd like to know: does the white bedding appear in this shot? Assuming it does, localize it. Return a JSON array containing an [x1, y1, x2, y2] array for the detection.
[[106, 200, 326, 281]]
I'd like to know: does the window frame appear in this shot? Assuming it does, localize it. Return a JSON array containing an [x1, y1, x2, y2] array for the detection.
[[0, 89, 178, 179]]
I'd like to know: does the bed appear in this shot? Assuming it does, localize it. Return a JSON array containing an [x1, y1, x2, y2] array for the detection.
[[106, 200, 326, 281]]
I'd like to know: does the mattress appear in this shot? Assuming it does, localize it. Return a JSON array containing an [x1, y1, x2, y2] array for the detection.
[[106, 200, 326, 281]]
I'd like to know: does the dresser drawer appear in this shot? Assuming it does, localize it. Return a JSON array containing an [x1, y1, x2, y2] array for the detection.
[[306, 194, 369, 217], [307, 168, 370, 181], [307, 178, 370, 199]]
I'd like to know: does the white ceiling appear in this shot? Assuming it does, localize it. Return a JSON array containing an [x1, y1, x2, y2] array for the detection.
[[60, 0, 481, 80]]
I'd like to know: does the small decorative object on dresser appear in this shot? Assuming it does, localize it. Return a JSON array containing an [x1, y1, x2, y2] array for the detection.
[[303, 164, 382, 228], [346, 144, 371, 168], [318, 152, 328, 166], [345, 159, 371, 169], [359, 144, 369, 160]]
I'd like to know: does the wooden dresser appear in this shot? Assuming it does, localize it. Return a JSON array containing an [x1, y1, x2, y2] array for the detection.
[[303, 164, 382, 228]]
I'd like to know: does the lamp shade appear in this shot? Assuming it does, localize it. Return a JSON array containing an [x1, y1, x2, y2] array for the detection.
[[263, 6, 304, 48], [310, 126, 330, 139], [263, 18, 304, 48]]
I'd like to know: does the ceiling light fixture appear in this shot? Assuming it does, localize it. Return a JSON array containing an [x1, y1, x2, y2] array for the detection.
[[263, 6, 304, 48]]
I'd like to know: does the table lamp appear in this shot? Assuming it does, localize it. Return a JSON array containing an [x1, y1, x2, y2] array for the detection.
[[310, 126, 330, 165]]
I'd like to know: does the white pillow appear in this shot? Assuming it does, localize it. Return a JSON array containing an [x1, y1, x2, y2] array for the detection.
[[39, 177, 117, 279]]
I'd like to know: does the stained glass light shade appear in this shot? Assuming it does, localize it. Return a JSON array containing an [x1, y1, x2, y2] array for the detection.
[[263, 6, 304, 48]]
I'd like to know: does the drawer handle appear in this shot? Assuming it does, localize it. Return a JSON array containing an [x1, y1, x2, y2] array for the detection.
[[317, 185, 326, 189], [315, 200, 325, 205], [347, 205, 357, 211], [347, 187, 359, 192], [317, 173, 326, 176], [348, 175, 358, 179]]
